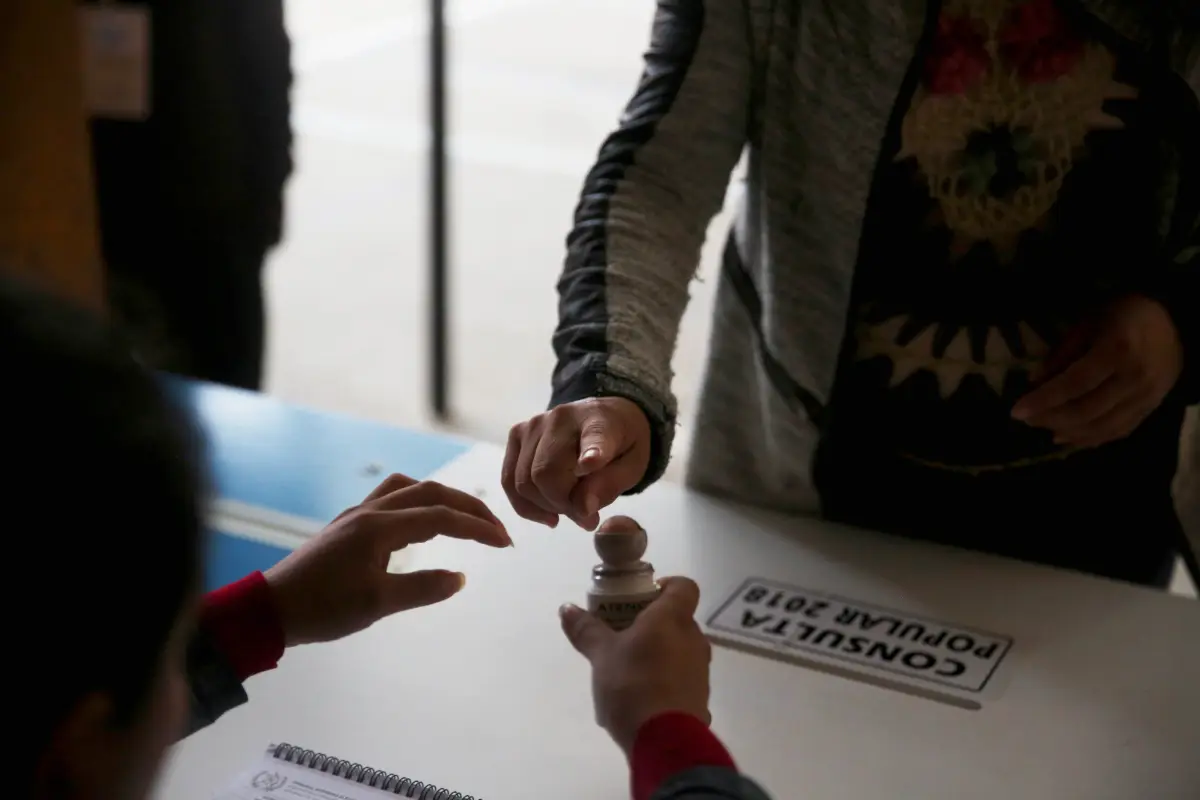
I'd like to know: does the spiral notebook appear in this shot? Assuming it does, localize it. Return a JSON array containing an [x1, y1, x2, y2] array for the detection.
[[213, 743, 482, 800]]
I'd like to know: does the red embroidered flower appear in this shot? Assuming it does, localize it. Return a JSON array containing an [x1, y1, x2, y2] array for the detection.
[[924, 13, 991, 95], [999, 0, 1086, 84]]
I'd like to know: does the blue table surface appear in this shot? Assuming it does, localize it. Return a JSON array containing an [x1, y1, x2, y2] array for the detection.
[[168, 379, 471, 590]]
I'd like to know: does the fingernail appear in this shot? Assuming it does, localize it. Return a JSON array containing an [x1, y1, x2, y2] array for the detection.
[[581, 447, 600, 462], [452, 572, 467, 592], [558, 603, 579, 618], [585, 494, 599, 518]]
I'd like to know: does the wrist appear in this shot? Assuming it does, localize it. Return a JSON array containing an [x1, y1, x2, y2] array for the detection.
[[1132, 271, 1198, 402], [262, 563, 304, 647], [613, 703, 710, 757], [610, 702, 684, 757], [628, 712, 736, 800], [200, 572, 286, 680]]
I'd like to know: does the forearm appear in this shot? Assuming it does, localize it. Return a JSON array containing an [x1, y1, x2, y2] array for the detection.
[[635, 713, 772, 800], [0, 0, 105, 310], [1152, 250, 1199, 404], [1154, 30, 1199, 402], [651, 769, 774, 800], [552, 0, 751, 491], [184, 627, 249, 737], [1139, 198, 1198, 403], [183, 572, 285, 738]]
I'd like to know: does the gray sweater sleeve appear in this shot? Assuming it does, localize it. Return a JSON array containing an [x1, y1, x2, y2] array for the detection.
[[181, 626, 249, 738], [650, 766, 775, 800], [551, 0, 753, 491]]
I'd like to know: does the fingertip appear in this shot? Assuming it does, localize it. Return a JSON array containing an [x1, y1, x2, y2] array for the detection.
[[558, 603, 586, 635], [657, 575, 701, 608], [462, 519, 512, 549], [450, 571, 467, 593], [512, 499, 559, 531], [575, 448, 605, 477]]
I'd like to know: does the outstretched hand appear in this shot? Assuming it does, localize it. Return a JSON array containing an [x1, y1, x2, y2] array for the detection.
[[265, 473, 512, 647]]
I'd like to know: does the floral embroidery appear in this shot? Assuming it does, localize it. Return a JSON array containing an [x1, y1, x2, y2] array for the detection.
[[999, 0, 1085, 84], [924, 13, 991, 94], [957, 125, 1041, 198]]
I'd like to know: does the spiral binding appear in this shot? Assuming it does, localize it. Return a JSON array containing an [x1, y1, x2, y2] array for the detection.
[[271, 743, 480, 800]]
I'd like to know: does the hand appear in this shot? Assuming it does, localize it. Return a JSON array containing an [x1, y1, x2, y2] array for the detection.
[[502, 397, 651, 530], [1012, 295, 1183, 448], [559, 577, 712, 756], [264, 474, 512, 647]]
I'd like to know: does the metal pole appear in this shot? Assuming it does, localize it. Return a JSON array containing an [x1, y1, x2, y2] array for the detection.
[[429, 0, 449, 419]]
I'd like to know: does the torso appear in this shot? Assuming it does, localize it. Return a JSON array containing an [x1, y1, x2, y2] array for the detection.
[[814, 0, 1184, 585], [687, 0, 1194, 584], [841, 0, 1159, 472]]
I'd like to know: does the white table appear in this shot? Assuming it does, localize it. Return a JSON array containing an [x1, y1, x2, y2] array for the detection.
[[160, 443, 1200, 800]]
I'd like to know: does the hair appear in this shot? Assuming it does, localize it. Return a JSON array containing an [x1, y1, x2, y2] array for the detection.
[[0, 276, 207, 765]]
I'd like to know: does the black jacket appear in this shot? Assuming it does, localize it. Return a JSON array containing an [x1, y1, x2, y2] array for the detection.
[[88, 0, 292, 257]]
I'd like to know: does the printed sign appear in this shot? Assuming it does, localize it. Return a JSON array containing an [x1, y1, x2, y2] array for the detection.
[[706, 578, 1013, 698]]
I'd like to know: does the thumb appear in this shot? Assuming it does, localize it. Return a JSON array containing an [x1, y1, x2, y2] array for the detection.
[[571, 454, 645, 527], [559, 603, 613, 660], [576, 413, 623, 477], [380, 569, 466, 616], [653, 576, 701, 618]]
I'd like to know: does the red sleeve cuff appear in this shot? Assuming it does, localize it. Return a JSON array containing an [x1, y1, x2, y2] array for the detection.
[[199, 572, 285, 681], [630, 712, 737, 800]]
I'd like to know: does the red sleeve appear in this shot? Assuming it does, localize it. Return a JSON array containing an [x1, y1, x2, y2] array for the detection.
[[199, 572, 285, 681], [631, 712, 738, 800]]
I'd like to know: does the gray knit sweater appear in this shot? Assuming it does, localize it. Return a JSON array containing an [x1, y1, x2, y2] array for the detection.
[[550, 0, 1199, 579]]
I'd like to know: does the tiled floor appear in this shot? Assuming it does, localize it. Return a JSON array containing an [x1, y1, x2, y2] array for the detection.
[[266, 0, 1194, 597]]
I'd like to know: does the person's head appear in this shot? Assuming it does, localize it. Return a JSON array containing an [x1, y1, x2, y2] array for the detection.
[[2, 277, 207, 800]]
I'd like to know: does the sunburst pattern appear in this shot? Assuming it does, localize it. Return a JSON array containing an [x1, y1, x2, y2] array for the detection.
[[842, 0, 1142, 474], [856, 315, 1050, 398]]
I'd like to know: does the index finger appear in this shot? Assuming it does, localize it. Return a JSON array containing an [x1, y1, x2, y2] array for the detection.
[[530, 417, 586, 514], [1013, 349, 1114, 422], [366, 506, 512, 550], [378, 480, 508, 531], [362, 472, 419, 502], [327, 473, 419, 524]]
